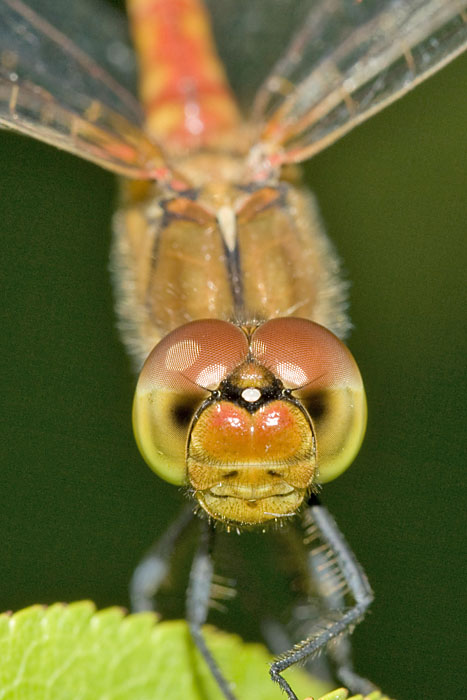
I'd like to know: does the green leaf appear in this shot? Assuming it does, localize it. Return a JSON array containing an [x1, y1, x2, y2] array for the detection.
[[319, 691, 394, 700], [0, 602, 391, 700], [0, 601, 324, 700]]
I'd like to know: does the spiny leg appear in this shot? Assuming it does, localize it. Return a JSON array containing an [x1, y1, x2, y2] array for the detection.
[[302, 500, 378, 694], [186, 519, 237, 700], [262, 616, 335, 687], [130, 504, 194, 612], [270, 496, 375, 700]]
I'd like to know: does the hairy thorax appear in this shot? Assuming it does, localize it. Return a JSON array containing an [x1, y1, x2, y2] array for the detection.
[[111, 150, 349, 371]]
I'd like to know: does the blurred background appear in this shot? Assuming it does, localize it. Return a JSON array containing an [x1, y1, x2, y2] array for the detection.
[[0, 2, 465, 699]]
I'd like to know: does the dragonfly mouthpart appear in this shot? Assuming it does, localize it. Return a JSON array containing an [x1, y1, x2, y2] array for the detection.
[[196, 484, 307, 525]]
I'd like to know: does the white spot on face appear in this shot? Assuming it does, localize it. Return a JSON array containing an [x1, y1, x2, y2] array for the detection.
[[165, 339, 200, 371], [241, 387, 261, 403]]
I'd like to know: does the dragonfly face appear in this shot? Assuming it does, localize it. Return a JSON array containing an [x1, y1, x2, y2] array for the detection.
[[133, 317, 366, 524]]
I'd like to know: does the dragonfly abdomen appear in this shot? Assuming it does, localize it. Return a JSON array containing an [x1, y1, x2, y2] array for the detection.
[[126, 0, 241, 153]]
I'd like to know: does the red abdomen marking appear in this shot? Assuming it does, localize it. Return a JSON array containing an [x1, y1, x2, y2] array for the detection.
[[127, 0, 241, 152]]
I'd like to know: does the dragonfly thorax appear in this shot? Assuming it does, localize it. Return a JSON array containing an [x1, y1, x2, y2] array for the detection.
[[112, 164, 351, 371], [172, 151, 250, 189]]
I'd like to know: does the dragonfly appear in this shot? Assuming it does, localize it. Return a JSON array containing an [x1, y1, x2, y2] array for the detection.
[[1, 0, 466, 698]]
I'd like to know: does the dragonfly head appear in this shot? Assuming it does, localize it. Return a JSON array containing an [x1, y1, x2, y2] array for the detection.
[[132, 318, 366, 526], [186, 359, 316, 524]]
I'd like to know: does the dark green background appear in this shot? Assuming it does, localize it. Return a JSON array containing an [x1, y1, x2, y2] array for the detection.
[[1, 7, 465, 699]]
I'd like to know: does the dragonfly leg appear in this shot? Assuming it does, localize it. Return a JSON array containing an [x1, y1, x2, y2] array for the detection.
[[186, 519, 238, 700], [270, 497, 375, 700], [130, 504, 194, 612], [328, 633, 377, 694], [262, 616, 335, 686]]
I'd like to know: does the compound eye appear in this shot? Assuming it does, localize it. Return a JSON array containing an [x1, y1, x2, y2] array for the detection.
[[251, 318, 366, 482], [133, 320, 249, 485]]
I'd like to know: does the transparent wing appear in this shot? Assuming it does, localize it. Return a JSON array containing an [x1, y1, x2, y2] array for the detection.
[[0, 0, 168, 179], [246, 0, 467, 166], [206, 0, 314, 111]]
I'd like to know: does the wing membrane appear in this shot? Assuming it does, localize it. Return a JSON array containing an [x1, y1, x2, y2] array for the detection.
[[206, 0, 312, 111], [0, 0, 167, 178], [251, 0, 467, 165]]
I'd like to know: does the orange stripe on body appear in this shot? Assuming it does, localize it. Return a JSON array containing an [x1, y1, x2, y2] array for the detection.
[[126, 0, 241, 152]]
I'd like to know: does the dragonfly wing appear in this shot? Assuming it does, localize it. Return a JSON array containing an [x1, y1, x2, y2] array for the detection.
[[206, 0, 314, 112], [248, 0, 467, 166], [0, 0, 168, 179]]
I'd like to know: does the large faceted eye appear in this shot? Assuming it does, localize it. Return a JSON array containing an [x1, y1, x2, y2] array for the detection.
[[251, 318, 366, 483], [133, 320, 249, 485]]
